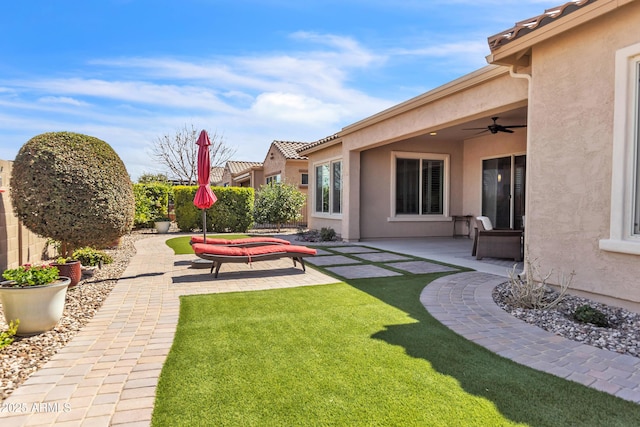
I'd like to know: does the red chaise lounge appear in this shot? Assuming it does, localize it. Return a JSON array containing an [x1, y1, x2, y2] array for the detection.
[[192, 243, 317, 278], [189, 236, 291, 247]]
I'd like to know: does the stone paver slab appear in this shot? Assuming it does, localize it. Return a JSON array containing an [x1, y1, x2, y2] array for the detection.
[[326, 265, 402, 279], [305, 255, 362, 266], [353, 252, 412, 262], [386, 261, 459, 274], [329, 246, 380, 254]]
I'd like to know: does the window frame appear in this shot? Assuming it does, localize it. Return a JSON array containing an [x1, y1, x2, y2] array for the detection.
[[312, 158, 342, 217], [265, 174, 281, 185], [600, 41, 640, 255], [389, 151, 450, 222]]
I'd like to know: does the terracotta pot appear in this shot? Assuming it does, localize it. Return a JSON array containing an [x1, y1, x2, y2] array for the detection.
[[51, 260, 82, 288]]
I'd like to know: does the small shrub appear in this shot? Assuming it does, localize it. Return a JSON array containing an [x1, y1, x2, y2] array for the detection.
[[320, 227, 337, 241], [574, 305, 609, 327], [0, 320, 19, 350], [506, 258, 574, 310], [72, 247, 114, 267]]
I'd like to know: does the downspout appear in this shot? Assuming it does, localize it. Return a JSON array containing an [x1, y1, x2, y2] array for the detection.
[[509, 65, 532, 268]]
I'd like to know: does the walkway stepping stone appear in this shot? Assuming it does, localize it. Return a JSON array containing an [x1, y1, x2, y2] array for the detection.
[[313, 248, 334, 256], [326, 265, 402, 279], [330, 246, 380, 254], [354, 252, 412, 262], [387, 260, 459, 274], [306, 255, 362, 266]]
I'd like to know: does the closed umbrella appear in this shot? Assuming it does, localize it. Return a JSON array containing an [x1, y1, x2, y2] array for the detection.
[[193, 130, 217, 244]]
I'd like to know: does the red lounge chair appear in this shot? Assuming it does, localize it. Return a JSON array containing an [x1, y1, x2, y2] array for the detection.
[[192, 243, 317, 278], [189, 236, 291, 246]]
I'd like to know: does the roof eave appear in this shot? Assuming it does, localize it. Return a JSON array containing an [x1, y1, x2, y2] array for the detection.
[[340, 65, 509, 136], [487, 0, 621, 67]]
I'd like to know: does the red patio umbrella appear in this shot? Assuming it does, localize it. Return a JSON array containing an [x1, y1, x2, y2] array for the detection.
[[193, 130, 217, 243]]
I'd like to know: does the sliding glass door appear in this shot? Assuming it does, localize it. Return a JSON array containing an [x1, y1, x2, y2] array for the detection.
[[482, 155, 526, 229]]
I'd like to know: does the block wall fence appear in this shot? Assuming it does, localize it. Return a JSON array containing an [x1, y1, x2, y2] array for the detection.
[[0, 159, 51, 271]]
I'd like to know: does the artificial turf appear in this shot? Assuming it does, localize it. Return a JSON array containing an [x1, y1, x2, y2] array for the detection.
[[151, 272, 640, 426]]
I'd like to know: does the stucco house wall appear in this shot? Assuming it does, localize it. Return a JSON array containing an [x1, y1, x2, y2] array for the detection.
[[524, 1, 640, 305], [307, 142, 343, 232]]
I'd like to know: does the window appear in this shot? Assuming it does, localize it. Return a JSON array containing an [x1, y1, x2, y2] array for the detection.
[[315, 160, 342, 214], [301, 173, 309, 186], [266, 174, 281, 185], [391, 152, 449, 219], [600, 42, 640, 255]]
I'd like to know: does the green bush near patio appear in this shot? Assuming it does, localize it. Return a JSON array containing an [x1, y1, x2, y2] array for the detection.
[[173, 186, 254, 232], [152, 274, 640, 426], [133, 182, 173, 227]]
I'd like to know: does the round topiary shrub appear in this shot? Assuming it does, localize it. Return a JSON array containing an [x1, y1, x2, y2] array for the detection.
[[10, 132, 135, 256]]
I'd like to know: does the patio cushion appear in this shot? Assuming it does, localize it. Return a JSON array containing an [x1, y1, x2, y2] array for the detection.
[[190, 236, 290, 246], [476, 216, 493, 231]]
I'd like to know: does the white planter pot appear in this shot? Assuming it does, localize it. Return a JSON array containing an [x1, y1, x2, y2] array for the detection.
[[0, 277, 71, 336], [154, 221, 171, 234]]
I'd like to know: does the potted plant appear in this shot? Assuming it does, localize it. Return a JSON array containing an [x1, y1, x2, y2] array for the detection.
[[51, 257, 82, 288], [71, 247, 113, 278], [0, 264, 71, 336], [154, 216, 172, 234]]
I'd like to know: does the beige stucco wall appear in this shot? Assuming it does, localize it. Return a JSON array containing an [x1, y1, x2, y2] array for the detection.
[[0, 160, 52, 271], [525, 2, 640, 305], [306, 143, 343, 232], [359, 139, 464, 238]]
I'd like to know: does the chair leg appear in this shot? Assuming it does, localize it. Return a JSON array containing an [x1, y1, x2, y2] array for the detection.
[[214, 262, 222, 279]]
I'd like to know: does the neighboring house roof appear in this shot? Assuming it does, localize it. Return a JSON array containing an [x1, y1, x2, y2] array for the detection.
[[226, 161, 263, 176], [297, 133, 341, 155], [210, 166, 224, 184], [488, 0, 596, 51], [272, 141, 309, 160]]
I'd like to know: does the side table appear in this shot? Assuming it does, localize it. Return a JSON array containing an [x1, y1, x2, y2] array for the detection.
[[453, 215, 473, 238]]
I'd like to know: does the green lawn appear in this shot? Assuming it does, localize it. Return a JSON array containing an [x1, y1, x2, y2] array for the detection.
[[151, 272, 640, 426]]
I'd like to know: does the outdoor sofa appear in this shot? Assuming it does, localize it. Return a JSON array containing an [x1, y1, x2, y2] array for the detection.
[[472, 216, 523, 262]]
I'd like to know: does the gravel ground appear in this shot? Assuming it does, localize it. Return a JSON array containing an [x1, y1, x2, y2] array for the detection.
[[0, 231, 153, 402], [493, 281, 640, 358]]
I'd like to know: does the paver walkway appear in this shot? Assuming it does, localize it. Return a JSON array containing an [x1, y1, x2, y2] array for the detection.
[[422, 272, 640, 403], [1, 235, 638, 426]]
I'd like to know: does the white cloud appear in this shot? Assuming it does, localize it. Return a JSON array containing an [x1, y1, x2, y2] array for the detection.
[[38, 96, 89, 107]]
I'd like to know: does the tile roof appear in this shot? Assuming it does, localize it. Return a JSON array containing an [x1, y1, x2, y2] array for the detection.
[[296, 133, 340, 154], [226, 161, 263, 175], [272, 141, 309, 160], [487, 0, 596, 51], [210, 166, 224, 184]]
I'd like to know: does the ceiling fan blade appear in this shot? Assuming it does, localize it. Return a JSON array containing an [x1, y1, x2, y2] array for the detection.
[[499, 128, 514, 133], [503, 125, 527, 129], [462, 127, 488, 131]]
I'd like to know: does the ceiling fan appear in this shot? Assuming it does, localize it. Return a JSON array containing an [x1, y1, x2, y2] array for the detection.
[[464, 117, 527, 134]]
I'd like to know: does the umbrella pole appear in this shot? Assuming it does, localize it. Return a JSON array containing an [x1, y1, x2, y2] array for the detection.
[[202, 209, 207, 243]]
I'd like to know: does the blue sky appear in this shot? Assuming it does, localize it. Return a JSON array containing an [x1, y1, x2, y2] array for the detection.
[[0, 0, 560, 180]]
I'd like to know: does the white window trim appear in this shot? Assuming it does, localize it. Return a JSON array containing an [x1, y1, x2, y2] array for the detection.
[[388, 151, 450, 222], [312, 157, 343, 219], [600, 41, 640, 255]]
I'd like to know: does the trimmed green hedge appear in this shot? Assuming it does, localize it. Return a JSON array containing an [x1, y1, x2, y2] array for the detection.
[[133, 183, 173, 227], [174, 186, 254, 232]]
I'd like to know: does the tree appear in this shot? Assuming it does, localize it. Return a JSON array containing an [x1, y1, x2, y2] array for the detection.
[[150, 124, 235, 185], [254, 182, 306, 232], [11, 132, 135, 257], [138, 172, 169, 184]]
